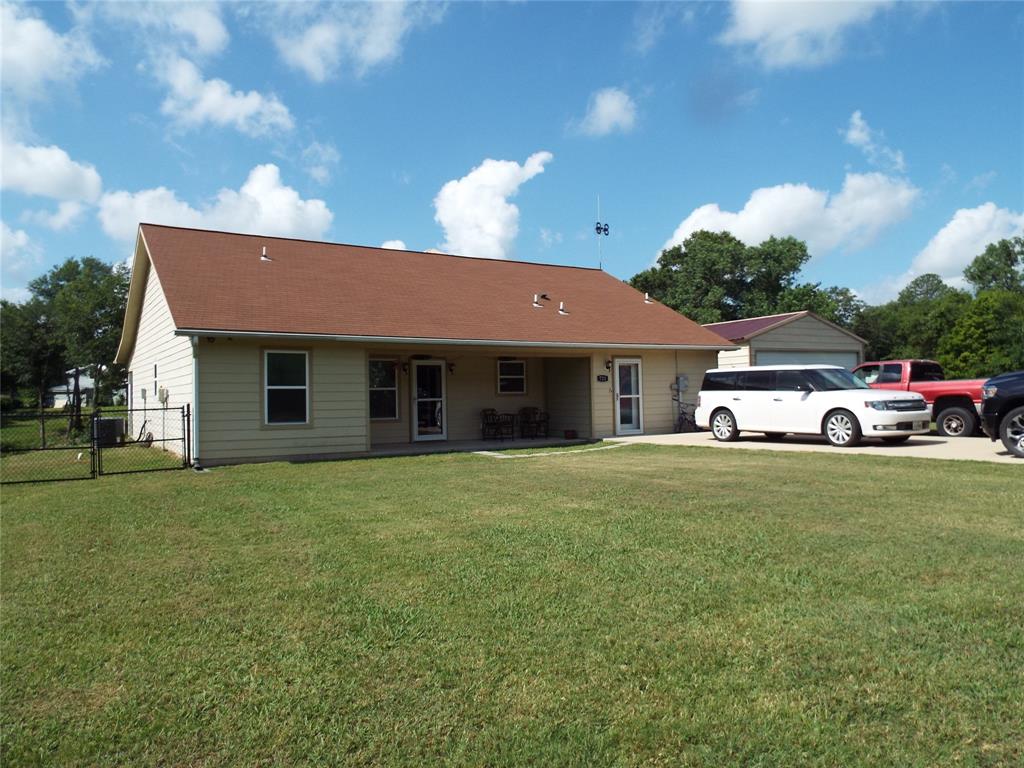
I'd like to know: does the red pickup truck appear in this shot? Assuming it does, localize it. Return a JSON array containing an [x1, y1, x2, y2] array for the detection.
[[851, 360, 986, 437]]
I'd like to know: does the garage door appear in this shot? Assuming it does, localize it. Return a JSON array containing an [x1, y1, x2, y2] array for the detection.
[[754, 351, 860, 369]]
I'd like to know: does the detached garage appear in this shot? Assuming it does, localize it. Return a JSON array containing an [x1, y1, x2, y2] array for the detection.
[[704, 311, 866, 370]]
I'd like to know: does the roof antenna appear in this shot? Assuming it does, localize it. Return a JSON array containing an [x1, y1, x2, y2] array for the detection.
[[595, 194, 610, 270], [260, 246, 271, 262]]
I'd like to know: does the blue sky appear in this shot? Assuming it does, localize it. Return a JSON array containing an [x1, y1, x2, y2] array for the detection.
[[2, 1, 1022, 306]]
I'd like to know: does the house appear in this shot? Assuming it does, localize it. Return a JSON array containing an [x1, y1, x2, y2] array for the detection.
[[45, 370, 95, 409], [704, 311, 866, 370], [114, 224, 735, 466]]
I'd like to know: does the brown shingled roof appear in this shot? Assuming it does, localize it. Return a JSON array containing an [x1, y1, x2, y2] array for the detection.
[[132, 224, 733, 349]]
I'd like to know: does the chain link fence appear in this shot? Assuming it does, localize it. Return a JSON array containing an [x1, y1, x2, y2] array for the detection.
[[1, 406, 190, 484]]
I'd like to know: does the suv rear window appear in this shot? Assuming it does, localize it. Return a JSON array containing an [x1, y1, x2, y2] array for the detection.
[[701, 371, 738, 391]]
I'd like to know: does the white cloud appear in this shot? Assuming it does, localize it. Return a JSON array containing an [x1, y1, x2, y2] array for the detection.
[[843, 110, 905, 172], [539, 228, 563, 249], [98, 164, 333, 243], [1, 139, 103, 203], [965, 170, 997, 193], [0, 3, 103, 101], [302, 141, 341, 184], [272, 1, 443, 82], [575, 88, 638, 137], [434, 151, 553, 259], [23, 201, 86, 231], [631, 3, 696, 54], [720, 0, 891, 69], [911, 203, 1024, 279], [662, 172, 919, 256], [1, 285, 32, 303], [157, 56, 294, 136], [1, 221, 43, 278], [380, 239, 407, 250], [82, 1, 229, 57]]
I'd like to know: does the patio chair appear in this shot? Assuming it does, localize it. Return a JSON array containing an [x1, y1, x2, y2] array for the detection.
[[481, 409, 515, 440], [518, 407, 550, 438]]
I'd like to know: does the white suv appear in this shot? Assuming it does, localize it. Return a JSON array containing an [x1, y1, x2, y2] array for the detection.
[[695, 365, 931, 447]]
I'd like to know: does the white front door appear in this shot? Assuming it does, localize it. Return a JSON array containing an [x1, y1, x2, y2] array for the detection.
[[412, 360, 446, 441], [614, 358, 643, 435]]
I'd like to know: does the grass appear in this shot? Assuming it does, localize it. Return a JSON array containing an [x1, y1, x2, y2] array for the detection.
[[2, 445, 1022, 766]]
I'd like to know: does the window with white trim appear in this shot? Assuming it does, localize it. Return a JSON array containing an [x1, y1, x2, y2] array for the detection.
[[369, 359, 398, 420], [265, 351, 308, 424], [497, 360, 527, 395]]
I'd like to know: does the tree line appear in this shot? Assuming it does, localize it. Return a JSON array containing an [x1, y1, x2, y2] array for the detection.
[[1, 258, 130, 422], [631, 233, 1024, 378]]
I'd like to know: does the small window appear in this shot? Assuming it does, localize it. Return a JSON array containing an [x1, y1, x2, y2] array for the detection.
[[369, 360, 398, 420], [910, 362, 944, 382], [497, 360, 527, 395], [878, 363, 903, 384], [265, 351, 308, 424]]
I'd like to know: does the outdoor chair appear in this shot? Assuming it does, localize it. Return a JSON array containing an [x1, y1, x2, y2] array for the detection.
[[481, 409, 514, 440], [518, 407, 550, 438]]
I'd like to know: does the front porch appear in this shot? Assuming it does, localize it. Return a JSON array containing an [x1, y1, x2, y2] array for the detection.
[[368, 352, 597, 449]]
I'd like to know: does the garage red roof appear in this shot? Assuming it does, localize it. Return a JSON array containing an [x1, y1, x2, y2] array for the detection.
[[131, 224, 733, 349], [703, 312, 807, 342]]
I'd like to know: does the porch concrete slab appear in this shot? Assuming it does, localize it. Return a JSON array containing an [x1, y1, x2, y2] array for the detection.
[[607, 430, 1022, 465], [367, 437, 593, 458]]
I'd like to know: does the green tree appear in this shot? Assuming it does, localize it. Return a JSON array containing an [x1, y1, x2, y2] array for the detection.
[[0, 299, 67, 438], [963, 237, 1024, 294], [775, 284, 865, 328], [937, 290, 1024, 377], [631, 231, 812, 323]]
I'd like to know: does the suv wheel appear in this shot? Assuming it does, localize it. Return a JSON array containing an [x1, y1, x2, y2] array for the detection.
[[711, 409, 739, 442], [1000, 405, 1024, 458], [936, 406, 977, 437], [824, 410, 862, 447]]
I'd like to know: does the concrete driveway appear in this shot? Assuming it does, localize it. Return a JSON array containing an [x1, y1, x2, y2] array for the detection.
[[608, 431, 1023, 465]]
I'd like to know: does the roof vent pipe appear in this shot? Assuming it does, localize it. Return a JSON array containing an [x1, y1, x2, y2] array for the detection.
[[260, 246, 271, 262], [558, 301, 568, 316], [644, 292, 653, 303], [532, 294, 543, 308]]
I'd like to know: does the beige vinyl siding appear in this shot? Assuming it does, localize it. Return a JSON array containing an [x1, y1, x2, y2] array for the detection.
[[543, 358, 592, 438], [126, 264, 193, 455], [589, 349, 716, 438], [368, 350, 546, 446], [749, 316, 863, 358], [716, 345, 751, 368], [197, 339, 367, 464]]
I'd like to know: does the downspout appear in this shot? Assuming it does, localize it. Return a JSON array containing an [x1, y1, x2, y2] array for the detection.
[[191, 335, 200, 468]]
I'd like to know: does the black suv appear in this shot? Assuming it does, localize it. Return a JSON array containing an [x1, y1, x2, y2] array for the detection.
[[981, 370, 1024, 458]]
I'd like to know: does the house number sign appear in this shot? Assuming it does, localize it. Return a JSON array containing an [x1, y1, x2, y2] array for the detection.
[[596, 374, 609, 382]]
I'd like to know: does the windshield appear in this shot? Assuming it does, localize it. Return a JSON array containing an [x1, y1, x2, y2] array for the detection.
[[805, 368, 870, 391]]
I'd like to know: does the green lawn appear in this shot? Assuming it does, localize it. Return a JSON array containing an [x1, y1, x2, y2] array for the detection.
[[2, 446, 1022, 766]]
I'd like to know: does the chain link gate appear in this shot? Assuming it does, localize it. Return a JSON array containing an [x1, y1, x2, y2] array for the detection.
[[1, 405, 191, 484]]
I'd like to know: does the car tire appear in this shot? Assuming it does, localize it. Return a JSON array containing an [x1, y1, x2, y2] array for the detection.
[[999, 405, 1024, 458], [824, 410, 862, 447], [764, 432, 785, 440], [936, 406, 977, 437], [710, 409, 739, 442], [882, 435, 911, 444]]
